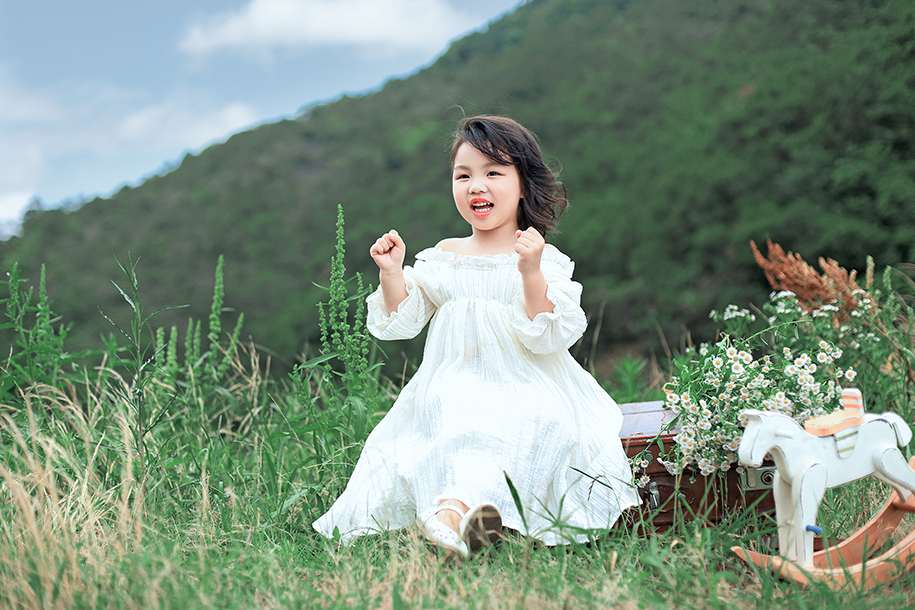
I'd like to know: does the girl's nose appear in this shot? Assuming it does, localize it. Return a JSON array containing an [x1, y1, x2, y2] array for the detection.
[[469, 179, 487, 193]]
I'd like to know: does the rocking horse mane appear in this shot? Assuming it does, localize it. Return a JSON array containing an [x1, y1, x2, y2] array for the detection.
[[878, 412, 912, 446], [738, 409, 807, 467], [749, 410, 804, 438]]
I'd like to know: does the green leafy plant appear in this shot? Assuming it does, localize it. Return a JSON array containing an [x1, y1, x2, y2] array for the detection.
[[288, 205, 386, 516], [99, 255, 189, 480], [0, 262, 111, 395], [173, 254, 246, 423], [600, 353, 664, 404]]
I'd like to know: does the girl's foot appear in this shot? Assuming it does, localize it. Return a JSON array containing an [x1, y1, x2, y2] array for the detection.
[[436, 499, 468, 530], [460, 503, 503, 550], [416, 504, 468, 559]]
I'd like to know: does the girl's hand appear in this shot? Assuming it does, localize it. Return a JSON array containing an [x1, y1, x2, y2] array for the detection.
[[515, 228, 553, 319], [370, 230, 406, 274], [515, 228, 545, 276]]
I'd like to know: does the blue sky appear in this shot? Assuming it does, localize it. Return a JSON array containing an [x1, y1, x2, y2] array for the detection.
[[0, 0, 521, 234]]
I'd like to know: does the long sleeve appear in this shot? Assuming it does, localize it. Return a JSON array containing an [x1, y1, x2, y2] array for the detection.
[[366, 266, 437, 340], [510, 257, 587, 354]]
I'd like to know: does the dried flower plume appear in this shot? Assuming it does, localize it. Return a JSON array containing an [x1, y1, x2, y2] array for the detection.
[[750, 239, 869, 325]]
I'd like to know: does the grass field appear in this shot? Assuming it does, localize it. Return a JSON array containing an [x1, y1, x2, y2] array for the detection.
[[2, 376, 914, 610], [3, 226, 915, 608], [2, 319, 914, 609]]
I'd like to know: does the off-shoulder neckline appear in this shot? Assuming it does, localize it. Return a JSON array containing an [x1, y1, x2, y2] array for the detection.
[[414, 246, 573, 269]]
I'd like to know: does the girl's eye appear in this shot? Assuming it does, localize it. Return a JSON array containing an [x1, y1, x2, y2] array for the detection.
[[454, 173, 469, 180], [487, 170, 501, 176]]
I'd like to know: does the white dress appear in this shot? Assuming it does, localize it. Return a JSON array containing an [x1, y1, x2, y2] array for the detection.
[[312, 247, 639, 545]]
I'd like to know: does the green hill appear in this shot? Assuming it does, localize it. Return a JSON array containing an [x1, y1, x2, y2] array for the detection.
[[2, 0, 913, 369]]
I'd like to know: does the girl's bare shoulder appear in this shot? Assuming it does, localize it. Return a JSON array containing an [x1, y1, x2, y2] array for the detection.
[[434, 237, 469, 253]]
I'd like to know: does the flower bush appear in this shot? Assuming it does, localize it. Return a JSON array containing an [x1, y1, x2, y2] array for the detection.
[[657, 318, 853, 479], [751, 242, 915, 421], [628, 298, 859, 486], [628, 245, 914, 488]]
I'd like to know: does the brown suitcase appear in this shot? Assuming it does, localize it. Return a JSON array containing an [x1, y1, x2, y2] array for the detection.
[[618, 401, 776, 531]]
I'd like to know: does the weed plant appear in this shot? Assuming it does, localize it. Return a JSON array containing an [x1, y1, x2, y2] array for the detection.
[[1, 262, 110, 393], [287, 205, 392, 520], [2, 228, 914, 607]]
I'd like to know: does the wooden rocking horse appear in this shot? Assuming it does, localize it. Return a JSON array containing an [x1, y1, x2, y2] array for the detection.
[[731, 389, 915, 589]]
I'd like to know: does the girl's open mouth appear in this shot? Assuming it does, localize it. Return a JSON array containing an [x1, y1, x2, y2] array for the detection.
[[471, 201, 493, 217]]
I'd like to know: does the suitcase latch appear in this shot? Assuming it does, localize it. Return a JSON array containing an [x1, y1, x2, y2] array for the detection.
[[647, 481, 661, 510], [740, 465, 776, 491]]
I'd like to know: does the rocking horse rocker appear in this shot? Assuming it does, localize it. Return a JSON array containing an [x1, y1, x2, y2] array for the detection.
[[731, 388, 915, 589]]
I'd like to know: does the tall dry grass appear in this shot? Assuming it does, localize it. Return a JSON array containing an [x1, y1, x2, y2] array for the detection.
[[1, 386, 146, 608]]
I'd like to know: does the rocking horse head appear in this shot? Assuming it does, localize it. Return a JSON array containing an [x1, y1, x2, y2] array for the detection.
[[738, 409, 804, 467]]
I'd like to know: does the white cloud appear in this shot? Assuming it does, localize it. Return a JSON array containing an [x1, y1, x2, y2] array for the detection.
[[118, 98, 259, 149], [0, 192, 34, 238], [0, 69, 260, 229], [0, 139, 45, 191], [180, 0, 476, 56], [0, 72, 64, 123]]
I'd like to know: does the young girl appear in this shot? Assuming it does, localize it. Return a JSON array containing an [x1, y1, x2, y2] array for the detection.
[[313, 115, 638, 557]]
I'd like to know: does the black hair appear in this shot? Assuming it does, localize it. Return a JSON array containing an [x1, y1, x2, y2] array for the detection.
[[451, 115, 568, 235]]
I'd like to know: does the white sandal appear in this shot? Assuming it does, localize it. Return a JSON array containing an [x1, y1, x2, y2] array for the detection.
[[416, 504, 469, 559], [459, 502, 502, 551]]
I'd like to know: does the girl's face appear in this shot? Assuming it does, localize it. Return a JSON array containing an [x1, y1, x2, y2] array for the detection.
[[451, 142, 522, 237]]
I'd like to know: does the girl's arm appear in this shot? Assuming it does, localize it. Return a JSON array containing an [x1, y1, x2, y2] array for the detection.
[[370, 230, 409, 315], [515, 228, 555, 320]]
